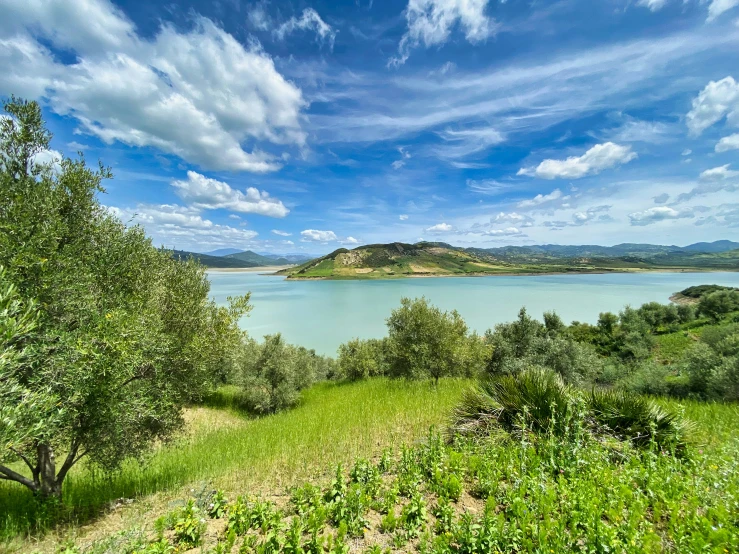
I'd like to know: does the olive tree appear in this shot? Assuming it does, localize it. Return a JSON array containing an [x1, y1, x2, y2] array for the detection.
[[385, 297, 488, 384], [0, 98, 249, 500]]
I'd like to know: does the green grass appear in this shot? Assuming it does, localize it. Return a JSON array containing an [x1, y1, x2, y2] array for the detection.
[[0, 379, 470, 547], [35, 398, 739, 554]]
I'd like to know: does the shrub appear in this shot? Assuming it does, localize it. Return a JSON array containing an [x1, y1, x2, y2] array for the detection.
[[385, 297, 488, 383], [451, 369, 580, 438], [698, 290, 739, 322], [337, 338, 386, 381], [233, 334, 332, 414], [588, 390, 691, 452]]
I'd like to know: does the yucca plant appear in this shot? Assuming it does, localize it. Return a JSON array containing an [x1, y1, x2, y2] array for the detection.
[[588, 389, 691, 452], [451, 368, 580, 438]]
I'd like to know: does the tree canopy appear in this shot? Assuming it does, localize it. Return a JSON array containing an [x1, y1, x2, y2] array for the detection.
[[0, 97, 249, 499]]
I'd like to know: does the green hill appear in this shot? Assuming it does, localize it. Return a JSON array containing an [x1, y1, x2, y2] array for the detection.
[[225, 250, 291, 266], [278, 242, 739, 280], [171, 250, 259, 268]]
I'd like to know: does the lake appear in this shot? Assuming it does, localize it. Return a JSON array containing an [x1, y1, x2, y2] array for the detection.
[[207, 271, 739, 356]]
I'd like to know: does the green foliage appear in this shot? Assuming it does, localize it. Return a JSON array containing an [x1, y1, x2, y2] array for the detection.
[[0, 98, 249, 500], [233, 334, 332, 414], [485, 308, 603, 384], [337, 338, 387, 380], [680, 284, 738, 299], [698, 289, 739, 322], [385, 297, 489, 383], [172, 500, 206, 549]]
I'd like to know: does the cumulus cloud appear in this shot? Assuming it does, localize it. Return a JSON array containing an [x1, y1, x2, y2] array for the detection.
[[273, 8, 336, 48], [109, 203, 259, 249], [390, 0, 497, 66], [716, 133, 739, 152], [399, 214, 409, 220], [301, 229, 338, 242], [30, 148, 62, 172], [0, 0, 306, 172], [628, 206, 695, 226], [700, 164, 739, 181], [272, 229, 292, 236], [481, 227, 524, 237], [425, 222, 453, 233], [171, 171, 289, 217], [686, 76, 739, 136], [342, 236, 360, 244], [518, 143, 637, 180], [491, 212, 535, 227], [517, 189, 565, 209]]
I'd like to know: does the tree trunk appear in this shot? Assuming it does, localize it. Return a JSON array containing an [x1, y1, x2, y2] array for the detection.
[[37, 443, 62, 499]]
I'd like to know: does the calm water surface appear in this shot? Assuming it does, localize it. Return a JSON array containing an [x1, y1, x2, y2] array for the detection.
[[208, 271, 739, 356]]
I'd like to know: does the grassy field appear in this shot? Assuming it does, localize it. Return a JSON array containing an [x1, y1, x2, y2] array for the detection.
[[0, 379, 470, 553], [4, 379, 739, 553]]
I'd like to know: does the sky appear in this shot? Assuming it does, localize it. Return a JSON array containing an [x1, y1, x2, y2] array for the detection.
[[1, 0, 739, 255]]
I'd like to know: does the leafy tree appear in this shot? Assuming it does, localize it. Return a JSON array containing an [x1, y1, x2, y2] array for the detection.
[[385, 297, 487, 384], [0, 98, 249, 500], [234, 334, 328, 413], [698, 290, 739, 322], [337, 338, 386, 381]]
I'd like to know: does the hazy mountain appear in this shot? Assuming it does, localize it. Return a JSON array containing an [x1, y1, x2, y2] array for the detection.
[[204, 248, 243, 257], [171, 250, 258, 268]]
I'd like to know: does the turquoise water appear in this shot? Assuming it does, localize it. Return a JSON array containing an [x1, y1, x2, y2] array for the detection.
[[208, 271, 739, 356]]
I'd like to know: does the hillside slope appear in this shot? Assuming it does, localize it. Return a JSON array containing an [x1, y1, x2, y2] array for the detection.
[[171, 250, 259, 268], [225, 250, 291, 266], [278, 242, 739, 280]]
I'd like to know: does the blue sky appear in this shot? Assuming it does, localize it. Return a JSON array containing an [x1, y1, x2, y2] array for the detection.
[[2, 0, 738, 255]]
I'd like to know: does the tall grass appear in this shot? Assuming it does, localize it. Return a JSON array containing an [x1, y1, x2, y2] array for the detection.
[[0, 378, 470, 543]]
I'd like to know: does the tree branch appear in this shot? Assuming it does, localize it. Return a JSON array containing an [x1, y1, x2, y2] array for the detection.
[[9, 446, 36, 475], [0, 463, 37, 491], [56, 440, 83, 485]]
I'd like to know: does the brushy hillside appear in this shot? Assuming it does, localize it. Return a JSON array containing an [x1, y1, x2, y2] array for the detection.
[[277, 241, 739, 280], [171, 250, 260, 268], [225, 251, 292, 266]]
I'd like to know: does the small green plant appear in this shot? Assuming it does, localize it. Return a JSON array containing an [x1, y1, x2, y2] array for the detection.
[[380, 508, 398, 533], [208, 490, 228, 519], [433, 498, 455, 535], [172, 500, 206, 549], [227, 496, 251, 536], [400, 491, 427, 537], [283, 517, 306, 554]]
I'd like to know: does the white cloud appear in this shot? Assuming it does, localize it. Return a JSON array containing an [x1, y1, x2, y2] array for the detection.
[[110, 203, 259, 250], [247, 3, 271, 30], [682, 149, 692, 156], [392, 146, 412, 169], [343, 236, 359, 244], [274, 8, 336, 48], [707, 0, 739, 22], [271, 229, 292, 236], [425, 222, 453, 233], [518, 143, 637, 179], [391, 0, 497, 66], [517, 189, 564, 209], [716, 133, 739, 152], [301, 229, 338, 242], [686, 76, 739, 136], [171, 171, 289, 217], [482, 227, 523, 237], [0, 0, 306, 172], [399, 214, 409, 220], [699, 164, 739, 181], [492, 212, 534, 227], [434, 126, 504, 160], [30, 148, 62, 172], [653, 192, 670, 204], [628, 206, 695, 226], [466, 179, 513, 196], [638, 0, 669, 11]]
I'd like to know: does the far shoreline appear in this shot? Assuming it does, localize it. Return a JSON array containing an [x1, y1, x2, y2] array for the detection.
[[206, 265, 293, 274], [277, 267, 739, 282]]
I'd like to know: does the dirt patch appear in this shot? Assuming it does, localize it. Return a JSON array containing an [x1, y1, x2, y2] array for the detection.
[[355, 268, 373, 274]]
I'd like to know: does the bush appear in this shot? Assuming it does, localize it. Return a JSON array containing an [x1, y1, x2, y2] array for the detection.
[[233, 334, 332, 414], [588, 390, 691, 452], [337, 338, 387, 381], [698, 290, 739, 322], [385, 297, 489, 383], [451, 369, 580, 438]]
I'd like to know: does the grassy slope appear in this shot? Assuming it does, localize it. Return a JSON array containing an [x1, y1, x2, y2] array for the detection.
[[1, 379, 470, 551], [279, 243, 739, 280]]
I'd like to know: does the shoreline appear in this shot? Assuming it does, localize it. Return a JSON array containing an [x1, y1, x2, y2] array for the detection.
[[206, 265, 292, 274], [281, 267, 738, 282]]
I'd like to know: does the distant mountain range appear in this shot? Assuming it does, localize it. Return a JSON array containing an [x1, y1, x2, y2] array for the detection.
[[277, 240, 739, 280], [172, 249, 312, 268]]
